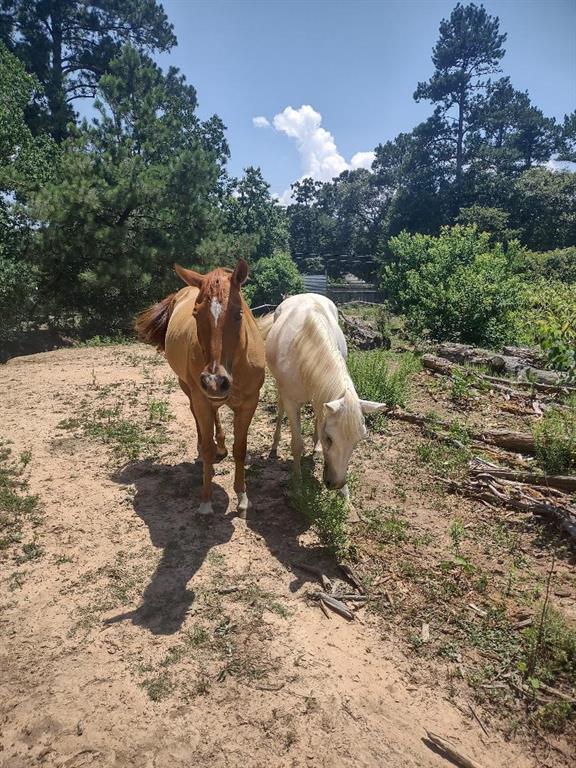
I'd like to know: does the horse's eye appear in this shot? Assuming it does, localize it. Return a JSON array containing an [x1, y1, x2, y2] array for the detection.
[[325, 435, 333, 448], [236, 310, 243, 321]]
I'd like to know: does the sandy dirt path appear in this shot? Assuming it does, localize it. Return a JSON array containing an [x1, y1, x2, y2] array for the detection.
[[0, 345, 547, 767]]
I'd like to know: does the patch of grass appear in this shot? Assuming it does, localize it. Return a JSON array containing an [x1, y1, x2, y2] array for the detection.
[[416, 440, 470, 476], [0, 442, 41, 560], [534, 398, 576, 474], [148, 398, 171, 423], [236, 583, 289, 619], [58, 404, 169, 461], [521, 604, 576, 687], [289, 470, 349, 560], [142, 671, 174, 701], [364, 507, 410, 545], [348, 349, 421, 409], [81, 334, 132, 347], [532, 702, 574, 733]]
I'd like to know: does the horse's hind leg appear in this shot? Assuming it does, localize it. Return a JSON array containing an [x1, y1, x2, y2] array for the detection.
[[283, 399, 304, 478], [269, 393, 284, 459], [214, 410, 228, 461]]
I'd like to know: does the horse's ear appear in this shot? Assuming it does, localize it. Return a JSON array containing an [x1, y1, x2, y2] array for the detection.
[[232, 258, 249, 287], [174, 263, 204, 288], [359, 399, 388, 414], [324, 397, 345, 415]]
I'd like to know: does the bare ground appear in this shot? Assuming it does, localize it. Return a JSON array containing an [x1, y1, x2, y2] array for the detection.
[[1, 344, 574, 768]]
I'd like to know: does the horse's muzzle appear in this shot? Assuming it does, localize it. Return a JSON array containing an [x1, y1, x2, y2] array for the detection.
[[200, 372, 231, 400]]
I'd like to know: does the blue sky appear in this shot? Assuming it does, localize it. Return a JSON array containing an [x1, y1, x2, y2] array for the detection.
[[155, 0, 575, 199]]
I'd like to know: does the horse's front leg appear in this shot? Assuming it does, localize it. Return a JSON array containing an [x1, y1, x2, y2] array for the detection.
[[313, 416, 323, 456], [232, 399, 259, 518], [192, 398, 217, 515], [214, 410, 227, 461], [283, 399, 304, 478]]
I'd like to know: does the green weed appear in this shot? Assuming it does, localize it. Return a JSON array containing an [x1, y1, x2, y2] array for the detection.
[[348, 349, 421, 409], [534, 398, 576, 474], [289, 470, 349, 560]]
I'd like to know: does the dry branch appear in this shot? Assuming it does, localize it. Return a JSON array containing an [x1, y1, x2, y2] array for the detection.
[[469, 464, 576, 494], [424, 730, 486, 768], [444, 474, 576, 541]]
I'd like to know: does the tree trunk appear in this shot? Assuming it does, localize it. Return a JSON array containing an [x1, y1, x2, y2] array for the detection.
[[49, 2, 66, 141]]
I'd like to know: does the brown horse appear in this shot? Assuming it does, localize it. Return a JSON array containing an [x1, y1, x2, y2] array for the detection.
[[135, 259, 265, 517]]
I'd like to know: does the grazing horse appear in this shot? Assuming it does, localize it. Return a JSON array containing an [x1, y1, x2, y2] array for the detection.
[[265, 293, 386, 497], [136, 259, 265, 516]]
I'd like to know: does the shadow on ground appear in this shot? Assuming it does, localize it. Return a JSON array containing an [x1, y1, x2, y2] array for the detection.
[[109, 459, 232, 635]]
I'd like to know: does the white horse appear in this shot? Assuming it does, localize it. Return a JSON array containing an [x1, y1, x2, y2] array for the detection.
[[265, 293, 387, 495]]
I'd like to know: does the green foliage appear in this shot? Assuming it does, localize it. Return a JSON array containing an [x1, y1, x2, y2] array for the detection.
[[523, 247, 576, 284], [522, 605, 576, 688], [348, 349, 420, 410], [243, 250, 303, 308], [224, 167, 289, 262], [517, 281, 576, 377], [0, 441, 41, 559], [510, 168, 576, 252], [381, 225, 526, 345], [533, 399, 576, 474], [1, 0, 176, 139], [289, 471, 349, 560], [31, 45, 227, 333]]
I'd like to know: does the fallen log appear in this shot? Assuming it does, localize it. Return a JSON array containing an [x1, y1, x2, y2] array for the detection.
[[421, 354, 572, 397], [434, 343, 568, 386], [388, 408, 537, 454]]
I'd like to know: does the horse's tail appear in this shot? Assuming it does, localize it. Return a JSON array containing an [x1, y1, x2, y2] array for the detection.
[[256, 312, 275, 341], [134, 293, 177, 351]]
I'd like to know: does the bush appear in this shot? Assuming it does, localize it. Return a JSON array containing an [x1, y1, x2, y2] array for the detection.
[[381, 225, 526, 346], [243, 250, 304, 308], [534, 398, 576, 474], [0, 210, 38, 344], [289, 470, 349, 560], [523, 247, 576, 284], [516, 281, 576, 378], [348, 349, 420, 408]]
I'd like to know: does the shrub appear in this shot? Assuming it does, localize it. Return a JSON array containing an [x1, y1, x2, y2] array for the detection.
[[0, 210, 38, 344], [380, 225, 526, 346], [289, 470, 349, 560], [523, 247, 576, 284], [516, 281, 576, 378], [533, 398, 576, 474], [348, 349, 420, 408], [243, 250, 304, 308]]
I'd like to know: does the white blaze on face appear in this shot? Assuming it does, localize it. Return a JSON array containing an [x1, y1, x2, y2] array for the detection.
[[211, 297, 222, 324]]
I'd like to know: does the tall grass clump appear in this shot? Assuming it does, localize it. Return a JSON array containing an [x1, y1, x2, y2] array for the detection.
[[289, 470, 349, 560], [0, 441, 41, 558], [348, 349, 420, 408], [534, 398, 576, 474]]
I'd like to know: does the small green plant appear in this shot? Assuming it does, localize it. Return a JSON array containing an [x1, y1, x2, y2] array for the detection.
[[142, 672, 174, 701], [289, 470, 349, 559], [364, 507, 410, 544], [532, 701, 574, 733], [450, 369, 477, 406], [348, 349, 421, 409], [148, 398, 171, 423], [0, 441, 41, 559], [81, 334, 132, 347], [534, 399, 576, 474]]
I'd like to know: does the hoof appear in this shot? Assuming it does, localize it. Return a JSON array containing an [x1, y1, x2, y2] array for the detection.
[[214, 448, 228, 463], [268, 448, 278, 460], [237, 492, 252, 519], [198, 501, 213, 516]]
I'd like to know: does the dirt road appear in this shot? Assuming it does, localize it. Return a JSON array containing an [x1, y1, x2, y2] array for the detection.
[[0, 345, 564, 767]]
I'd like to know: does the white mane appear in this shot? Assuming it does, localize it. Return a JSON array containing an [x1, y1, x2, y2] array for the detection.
[[292, 310, 365, 440]]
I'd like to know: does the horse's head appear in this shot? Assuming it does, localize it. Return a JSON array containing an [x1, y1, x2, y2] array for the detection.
[[319, 392, 387, 489], [174, 259, 249, 402]]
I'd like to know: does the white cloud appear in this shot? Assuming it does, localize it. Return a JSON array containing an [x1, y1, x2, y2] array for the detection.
[[350, 150, 375, 170], [257, 105, 374, 203], [252, 116, 270, 129]]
